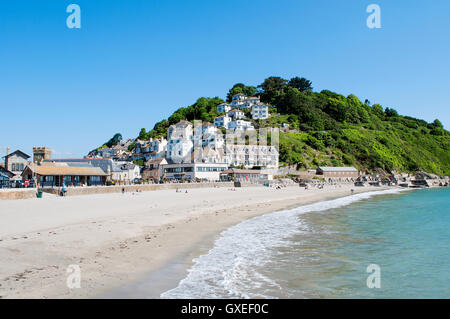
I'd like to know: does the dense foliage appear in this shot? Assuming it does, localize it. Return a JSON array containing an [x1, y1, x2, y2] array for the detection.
[[257, 77, 449, 175], [100, 76, 450, 175], [89, 133, 122, 155]]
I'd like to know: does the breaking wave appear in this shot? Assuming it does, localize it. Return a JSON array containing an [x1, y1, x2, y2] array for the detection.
[[161, 188, 406, 299]]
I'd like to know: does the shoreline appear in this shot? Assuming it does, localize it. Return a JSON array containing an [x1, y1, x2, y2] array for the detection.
[[0, 184, 392, 299], [102, 185, 405, 299]]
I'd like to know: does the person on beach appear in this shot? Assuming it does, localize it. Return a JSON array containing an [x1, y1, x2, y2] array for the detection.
[[61, 185, 67, 197], [122, 187, 125, 194]]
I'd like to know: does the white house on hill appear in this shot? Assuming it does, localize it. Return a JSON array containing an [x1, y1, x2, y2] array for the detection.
[[227, 109, 245, 120], [228, 120, 254, 131], [252, 103, 269, 120], [214, 115, 232, 128], [217, 103, 232, 113], [231, 94, 261, 109]]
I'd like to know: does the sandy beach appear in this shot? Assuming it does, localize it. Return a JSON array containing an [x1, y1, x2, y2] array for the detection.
[[0, 184, 388, 299]]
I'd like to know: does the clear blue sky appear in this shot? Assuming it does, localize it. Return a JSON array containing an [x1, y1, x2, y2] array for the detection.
[[1, 0, 449, 158]]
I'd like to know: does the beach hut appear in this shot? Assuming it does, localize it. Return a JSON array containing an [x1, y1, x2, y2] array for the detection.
[[22, 163, 107, 187], [316, 167, 359, 179]]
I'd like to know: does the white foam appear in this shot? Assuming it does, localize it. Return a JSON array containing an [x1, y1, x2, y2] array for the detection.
[[161, 188, 406, 299]]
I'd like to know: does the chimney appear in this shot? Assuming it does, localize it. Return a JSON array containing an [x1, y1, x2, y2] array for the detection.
[[5, 147, 10, 171]]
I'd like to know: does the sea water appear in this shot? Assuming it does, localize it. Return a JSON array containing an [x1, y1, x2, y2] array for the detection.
[[161, 188, 450, 299]]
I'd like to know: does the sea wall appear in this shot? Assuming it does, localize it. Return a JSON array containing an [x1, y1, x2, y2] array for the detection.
[[0, 189, 37, 200], [40, 182, 263, 197]]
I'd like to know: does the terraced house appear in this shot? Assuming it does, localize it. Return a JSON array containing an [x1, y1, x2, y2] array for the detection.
[[225, 144, 279, 168], [133, 137, 167, 161]]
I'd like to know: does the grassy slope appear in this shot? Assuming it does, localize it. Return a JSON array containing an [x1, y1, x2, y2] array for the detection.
[[278, 122, 450, 175]]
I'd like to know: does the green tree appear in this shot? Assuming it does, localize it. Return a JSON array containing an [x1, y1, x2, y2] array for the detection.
[[105, 133, 122, 147], [226, 83, 258, 102], [372, 104, 384, 118], [138, 128, 147, 140], [432, 119, 443, 129], [385, 107, 399, 117], [258, 76, 288, 104], [288, 77, 313, 92]]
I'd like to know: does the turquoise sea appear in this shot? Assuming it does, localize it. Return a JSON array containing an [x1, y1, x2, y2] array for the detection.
[[162, 188, 450, 299]]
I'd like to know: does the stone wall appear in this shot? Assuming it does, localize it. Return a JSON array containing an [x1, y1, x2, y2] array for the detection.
[[0, 189, 36, 200], [40, 182, 262, 197]]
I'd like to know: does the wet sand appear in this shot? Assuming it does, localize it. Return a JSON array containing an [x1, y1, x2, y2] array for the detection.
[[0, 184, 387, 299]]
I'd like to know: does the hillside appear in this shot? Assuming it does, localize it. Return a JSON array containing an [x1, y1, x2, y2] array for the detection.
[[98, 77, 450, 176]]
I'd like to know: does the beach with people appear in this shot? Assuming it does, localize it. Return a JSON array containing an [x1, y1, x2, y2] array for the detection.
[[0, 184, 388, 299]]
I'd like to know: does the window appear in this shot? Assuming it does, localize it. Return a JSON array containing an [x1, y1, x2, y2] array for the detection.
[[90, 176, 101, 182], [11, 164, 15, 171], [20, 164, 24, 171]]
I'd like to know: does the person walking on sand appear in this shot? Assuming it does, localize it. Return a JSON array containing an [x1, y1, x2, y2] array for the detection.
[[61, 185, 67, 197]]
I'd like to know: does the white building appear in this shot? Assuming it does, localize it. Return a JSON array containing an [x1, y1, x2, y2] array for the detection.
[[217, 103, 232, 113], [251, 103, 269, 120], [194, 122, 224, 149], [134, 137, 167, 161], [228, 120, 254, 131], [231, 93, 246, 108], [164, 120, 279, 171], [111, 162, 141, 183], [225, 144, 279, 169], [231, 94, 260, 109], [227, 109, 245, 120], [201, 132, 225, 149], [194, 122, 216, 138], [162, 162, 228, 182], [166, 121, 194, 163], [214, 115, 232, 128]]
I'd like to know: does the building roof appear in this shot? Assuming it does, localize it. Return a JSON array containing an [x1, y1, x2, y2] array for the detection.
[[318, 167, 357, 172], [0, 171, 10, 179], [26, 164, 107, 176], [172, 120, 192, 127], [214, 115, 228, 120], [0, 166, 14, 178], [2, 150, 30, 160], [112, 163, 137, 172]]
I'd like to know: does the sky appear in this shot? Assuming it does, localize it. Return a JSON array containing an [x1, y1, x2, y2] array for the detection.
[[1, 0, 449, 159]]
